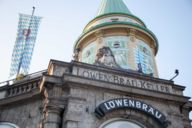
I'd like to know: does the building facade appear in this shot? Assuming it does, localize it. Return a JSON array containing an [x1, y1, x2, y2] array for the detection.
[[0, 0, 191, 128]]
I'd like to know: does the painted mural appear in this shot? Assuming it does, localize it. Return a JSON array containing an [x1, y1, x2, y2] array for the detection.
[[134, 39, 154, 75], [104, 36, 129, 69], [82, 42, 96, 64]]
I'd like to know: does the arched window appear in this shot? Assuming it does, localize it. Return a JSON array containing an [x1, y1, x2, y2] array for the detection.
[[0, 122, 19, 128], [101, 119, 145, 128]]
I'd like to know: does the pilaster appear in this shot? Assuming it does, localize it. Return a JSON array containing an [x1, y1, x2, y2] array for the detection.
[[43, 83, 65, 128], [127, 28, 137, 70], [95, 30, 104, 51], [150, 43, 159, 77], [62, 87, 87, 128], [182, 103, 192, 128]]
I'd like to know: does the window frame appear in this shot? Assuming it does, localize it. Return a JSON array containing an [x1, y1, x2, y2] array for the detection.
[[0, 122, 19, 128], [99, 118, 146, 128]]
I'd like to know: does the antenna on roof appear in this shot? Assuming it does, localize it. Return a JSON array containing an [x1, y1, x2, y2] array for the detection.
[[32, 6, 35, 16], [170, 69, 179, 81]]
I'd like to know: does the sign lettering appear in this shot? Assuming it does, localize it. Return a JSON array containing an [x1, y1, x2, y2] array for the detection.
[[72, 67, 172, 93], [95, 98, 168, 126]]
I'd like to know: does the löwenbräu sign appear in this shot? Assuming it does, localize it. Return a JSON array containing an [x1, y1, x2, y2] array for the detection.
[[72, 67, 172, 93], [95, 98, 168, 125]]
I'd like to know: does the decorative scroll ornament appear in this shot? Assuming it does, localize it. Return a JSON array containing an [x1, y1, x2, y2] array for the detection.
[[94, 46, 121, 68], [73, 48, 81, 61]]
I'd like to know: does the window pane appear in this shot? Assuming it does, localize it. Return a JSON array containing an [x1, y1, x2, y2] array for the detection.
[[103, 120, 142, 128], [0, 124, 15, 128], [0, 123, 18, 128]]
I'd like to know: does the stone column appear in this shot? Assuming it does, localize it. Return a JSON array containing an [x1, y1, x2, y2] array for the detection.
[[43, 84, 65, 128], [182, 106, 192, 128], [43, 106, 63, 128]]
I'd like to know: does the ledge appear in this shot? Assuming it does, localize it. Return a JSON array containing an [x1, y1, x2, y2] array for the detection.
[[74, 21, 159, 55], [63, 74, 190, 104]]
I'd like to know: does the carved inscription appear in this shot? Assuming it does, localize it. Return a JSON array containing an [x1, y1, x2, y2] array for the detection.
[[72, 67, 173, 93]]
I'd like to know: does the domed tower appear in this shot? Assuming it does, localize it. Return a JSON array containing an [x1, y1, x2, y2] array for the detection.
[[73, 0, 159, 77]]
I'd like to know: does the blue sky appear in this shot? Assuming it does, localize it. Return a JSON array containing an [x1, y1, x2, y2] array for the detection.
[[0, 0, 192, 117]]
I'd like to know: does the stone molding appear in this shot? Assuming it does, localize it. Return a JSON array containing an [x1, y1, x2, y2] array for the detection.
[[0, 78, 41, 106], [63, 74, 189, 104], [7, 80, 39, 97]]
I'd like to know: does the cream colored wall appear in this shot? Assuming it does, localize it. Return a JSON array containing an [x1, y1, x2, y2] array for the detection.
[[75, 25, 158, 77], [127, 29, 137, 70]]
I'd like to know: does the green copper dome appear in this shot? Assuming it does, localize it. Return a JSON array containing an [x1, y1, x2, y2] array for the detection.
[[74, 0, 159, 77], [96, 0, 132, 16], [75, 0, 158, 53], [83, 0, 147, 33]]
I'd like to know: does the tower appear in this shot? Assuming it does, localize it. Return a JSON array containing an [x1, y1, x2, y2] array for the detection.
[[74, 0, 159, 77], [0, 0, 191, 128]]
